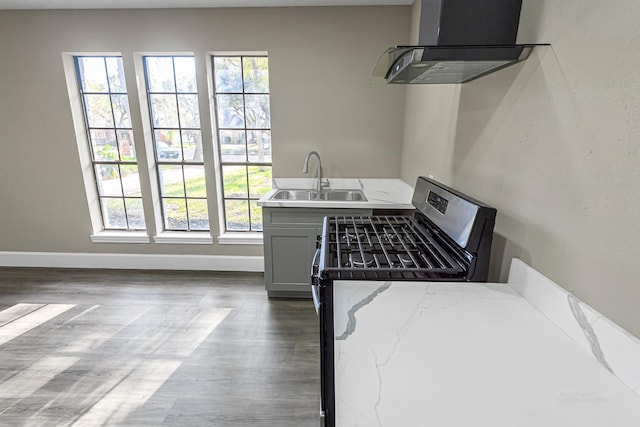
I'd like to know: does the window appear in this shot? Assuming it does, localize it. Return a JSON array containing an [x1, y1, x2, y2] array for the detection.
[[212, 55, 272, 232], [75, 56, 145, 231], [143, 56, 209, 231], [67, 52, 272, 245]]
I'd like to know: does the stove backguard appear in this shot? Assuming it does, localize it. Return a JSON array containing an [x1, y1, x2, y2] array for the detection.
[[412, 176, 495, 253]]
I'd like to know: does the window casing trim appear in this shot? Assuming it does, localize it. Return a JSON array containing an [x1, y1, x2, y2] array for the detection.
[[208, 52, 272, 234], [153, 231, 214, 245], [63, 53, 135, 236], [142, 54, 210, 233], [90, 231, 150, 244]]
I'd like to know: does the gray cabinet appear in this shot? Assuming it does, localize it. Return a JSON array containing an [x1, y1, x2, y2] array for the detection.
[[263, 207, 372, 298]]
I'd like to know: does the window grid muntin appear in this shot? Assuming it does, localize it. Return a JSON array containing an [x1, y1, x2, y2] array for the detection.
[[75, 55, 145, 231], [212, 55, 271, 232], [144, 55, 207, 232]]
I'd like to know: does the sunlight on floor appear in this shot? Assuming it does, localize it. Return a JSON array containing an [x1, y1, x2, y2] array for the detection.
[[0, 303, 233, 426], [0, 304, 76, 346]]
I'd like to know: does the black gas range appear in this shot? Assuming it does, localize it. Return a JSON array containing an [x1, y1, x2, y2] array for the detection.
[[311, 176, 497, 426]]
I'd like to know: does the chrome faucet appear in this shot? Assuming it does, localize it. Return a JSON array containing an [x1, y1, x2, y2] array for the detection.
[[302, 151, 323, 193]]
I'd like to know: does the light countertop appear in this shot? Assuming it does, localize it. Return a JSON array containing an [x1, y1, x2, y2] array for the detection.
[[332, 260, 640, 426], [257, 178, 415, 209]]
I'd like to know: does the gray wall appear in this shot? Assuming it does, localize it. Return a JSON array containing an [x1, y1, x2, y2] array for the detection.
[[0, 6, 409, 256], [400, 0, 640, 336]]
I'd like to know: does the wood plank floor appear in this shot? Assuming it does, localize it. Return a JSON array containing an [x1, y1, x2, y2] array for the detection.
[[0, 268, 320, 426]]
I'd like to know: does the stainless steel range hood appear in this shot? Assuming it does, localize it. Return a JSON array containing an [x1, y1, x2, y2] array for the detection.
[[373, 0, 542, 84]]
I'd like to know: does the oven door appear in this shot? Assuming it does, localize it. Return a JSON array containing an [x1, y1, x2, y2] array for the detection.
[[310, 247, 329, 425], [310, 248, 321, 315]]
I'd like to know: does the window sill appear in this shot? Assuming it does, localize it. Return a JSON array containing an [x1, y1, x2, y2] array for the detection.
[[217, 232, 264, 245], [90, 231, 150, 244], [153, 232, 214, 245]]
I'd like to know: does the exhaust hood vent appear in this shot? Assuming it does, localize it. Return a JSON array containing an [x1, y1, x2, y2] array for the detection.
[[373, 0, 545, 84]]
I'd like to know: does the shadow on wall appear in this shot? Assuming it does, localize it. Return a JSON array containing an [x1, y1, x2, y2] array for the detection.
[[489, 210, 531, 282], [451, 53, 546, 172], [446, 49, 551, 283], [450, 0, 549, 171], [490, 233, 530, 283], [452, 65, 529, 282]]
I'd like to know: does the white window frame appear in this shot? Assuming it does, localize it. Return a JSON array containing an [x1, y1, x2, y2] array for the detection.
[[62, 52, 150, 244], [207, 51, 271, 245], [133, 52, 214, 245], [64, 51, 270, 246]]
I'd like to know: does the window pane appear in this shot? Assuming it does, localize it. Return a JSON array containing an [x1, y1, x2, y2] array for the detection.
[[181, 130, 202, 162], [146, 57, 176, 92], [90, 129, 117, 161], [145, 55, 207, 232], [111, 94, 131, 128], [120, 165, 142, 196], [159, 165, 184, 197], [84, 94, 114, 127], [223, 165, 248, 198], [245, 95, 270, 128], [188, 199, 209, 230], [102, 198, 126, 229], [95, 165, 123, 197], [214, 57, 242, 93], [117, 130, 136, 161], [125, 198, 146, 229], [216, 94, 244, 128], [174, 57, 197, 92], [219, 129, 246, 162], [79, 57, 108, 92], [150, 94, 179, 128], [105, 57, 127, 93], [250, 201, 263, 231], [155, 130, 182, 162], [177, 94, 200, 128], [247, 130, 271, 163], [243, 57, 269, 93], [184, 165, 206, 197], [163, 198, 188, 230], [225, 199, 249, 231], [248, 165, 272, 198]]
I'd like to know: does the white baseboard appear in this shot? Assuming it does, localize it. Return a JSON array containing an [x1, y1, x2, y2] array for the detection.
[[0, 251, 264, 272]]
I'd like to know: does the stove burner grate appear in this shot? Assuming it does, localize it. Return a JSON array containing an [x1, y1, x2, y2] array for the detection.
[[347, 252, 375, 268], [322, 215, 470, 279]]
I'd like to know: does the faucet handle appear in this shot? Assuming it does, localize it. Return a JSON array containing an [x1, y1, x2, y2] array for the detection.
[[320, 178, 330, 189]]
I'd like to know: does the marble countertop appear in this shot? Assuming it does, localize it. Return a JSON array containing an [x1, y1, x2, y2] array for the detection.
[[332, 259, 640, 426], [257, 178, 415, 209]]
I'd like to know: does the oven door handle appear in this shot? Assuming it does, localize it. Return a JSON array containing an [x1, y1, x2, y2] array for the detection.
[[311, 247, 320, 277], [310, 248, 321, 315]]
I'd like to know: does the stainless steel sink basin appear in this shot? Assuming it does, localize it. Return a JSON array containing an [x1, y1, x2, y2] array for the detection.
[[270, 189, 367, 202], [319, 190, 367, 201]]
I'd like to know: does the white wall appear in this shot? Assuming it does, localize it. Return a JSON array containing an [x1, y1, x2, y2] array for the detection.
[[0, 6, 409, 257], [400, 0, 640, 336]]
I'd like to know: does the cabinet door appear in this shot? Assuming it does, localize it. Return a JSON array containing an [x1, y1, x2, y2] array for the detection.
[[264, 227, 318, 297]]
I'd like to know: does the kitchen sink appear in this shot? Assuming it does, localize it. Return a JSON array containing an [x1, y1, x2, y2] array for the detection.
[[270, 189, 367, 201]]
